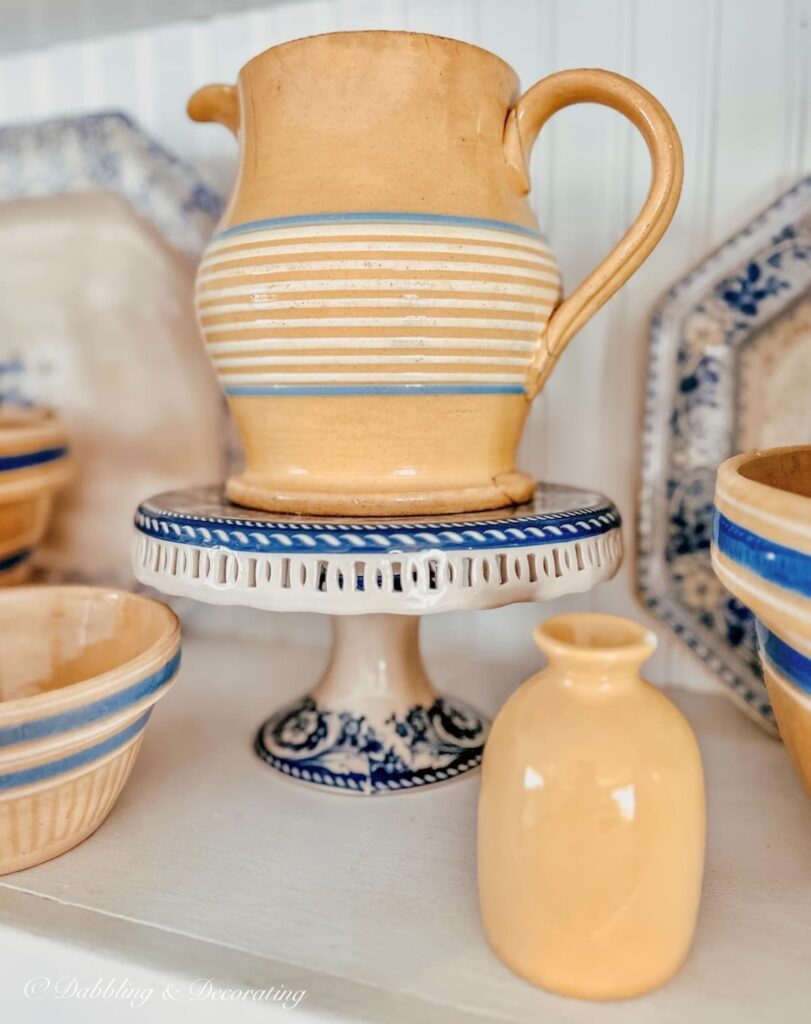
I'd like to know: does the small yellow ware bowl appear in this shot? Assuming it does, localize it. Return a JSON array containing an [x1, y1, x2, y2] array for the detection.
[[713, 446, 811, 793], [0, 405, 72, 585], [0, 585, 180, 874]]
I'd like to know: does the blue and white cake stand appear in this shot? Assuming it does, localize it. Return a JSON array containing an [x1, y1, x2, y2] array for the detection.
[[132, 485, 622, 796]]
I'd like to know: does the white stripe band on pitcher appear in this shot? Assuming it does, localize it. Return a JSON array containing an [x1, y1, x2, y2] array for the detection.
[[199, 298, 553, 316], [212, 353, 530, 367], [205, 337, 539, 353], [203, 316, 543, 332], [197, 215, 560, 394], [217, 370, 528, 384]]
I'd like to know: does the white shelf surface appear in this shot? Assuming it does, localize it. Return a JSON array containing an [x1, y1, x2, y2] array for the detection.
[[2, 627, 811, 1022]]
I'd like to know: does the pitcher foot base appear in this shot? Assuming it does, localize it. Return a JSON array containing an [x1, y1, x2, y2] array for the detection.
[[226, 471, 535, 516]]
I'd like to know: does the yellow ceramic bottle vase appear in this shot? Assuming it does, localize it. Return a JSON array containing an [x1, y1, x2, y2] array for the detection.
[[478, 613, 705, 1000], [189, 31, 683, 516]]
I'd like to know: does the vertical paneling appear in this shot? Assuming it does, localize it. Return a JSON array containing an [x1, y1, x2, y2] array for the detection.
[[0, 0, 808, 690], [403, 0, 472, 39], [784, 0, 811, 176], [711, 0, 796, 240], [798, 0, 811, 170], [333, 0, 408, 31], [513, 0, 640, 667], [532, 0, 634, 502], [615, 0, 725, 689], [476, 0, 555, 476]]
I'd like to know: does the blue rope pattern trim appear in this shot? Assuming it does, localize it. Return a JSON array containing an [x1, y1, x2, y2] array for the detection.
[[135, 505, 621, 555], [0, 548, 32, 573], [713, 513, 811, 598], [216, 211, 544, 240], [0, 710, 151, 791], [0, 445, 68, 472], [0, 650, 180, 749], [224, 384, 526, 397], [757, 622, 811, 695]]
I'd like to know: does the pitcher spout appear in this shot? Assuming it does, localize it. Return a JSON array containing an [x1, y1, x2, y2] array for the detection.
[[187, 83, 240, 134]]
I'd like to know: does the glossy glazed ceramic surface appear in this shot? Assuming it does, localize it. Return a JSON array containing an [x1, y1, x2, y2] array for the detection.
[[256, 615, 487, 795], [190, 31, 683, 515], [0, 585, 180, 874], [132, 484, 623, 615], [132, 484, 622, 796], [0, 406, 71, 585], [713, 446, 811, 792], [478, 612, 705, 1000]]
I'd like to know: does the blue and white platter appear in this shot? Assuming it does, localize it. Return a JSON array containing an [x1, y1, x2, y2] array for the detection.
[[0, 111, 221, 259], [0, 112, 227, 586], [638, 174, 811, 732]]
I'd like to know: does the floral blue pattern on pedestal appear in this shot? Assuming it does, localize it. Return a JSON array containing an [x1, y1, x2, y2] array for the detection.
[[256, 695, 486, 794], [639, 175, 811, 730]]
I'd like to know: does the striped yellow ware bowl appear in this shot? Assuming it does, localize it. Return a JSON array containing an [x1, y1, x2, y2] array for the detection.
[[713, 447, 811, 795], [0, 406, 71, 585], [0, 586, 180, 874]]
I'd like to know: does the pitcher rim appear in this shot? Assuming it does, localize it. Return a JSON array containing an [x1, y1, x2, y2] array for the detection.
[[239, 29, 517, 80]]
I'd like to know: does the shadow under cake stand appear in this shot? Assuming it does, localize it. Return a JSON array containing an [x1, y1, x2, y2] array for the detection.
[[132, 485, 622, 796]]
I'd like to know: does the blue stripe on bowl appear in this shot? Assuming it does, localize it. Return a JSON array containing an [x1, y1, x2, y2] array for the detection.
[[0, 548, 32, 574], [0, 445, 68, 472], [223, 383, 526, 398], [0, 709, 151, 791], [713, 512, 811, 598], [216, 211, 544, 241], [757, 621, 811, 695], [0, 650, 180, 749]]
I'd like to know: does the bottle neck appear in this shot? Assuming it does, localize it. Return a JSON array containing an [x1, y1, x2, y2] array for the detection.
[[541, 650, 647, 694], [533, 613, 656, 695]]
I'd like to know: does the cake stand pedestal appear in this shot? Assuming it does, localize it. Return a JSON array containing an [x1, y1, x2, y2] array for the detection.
[[132, 485, 622, 795]]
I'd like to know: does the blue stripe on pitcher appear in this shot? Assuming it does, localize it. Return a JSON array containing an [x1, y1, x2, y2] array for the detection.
[[216, 211, 545, 240], [223, 383, 527, 397]]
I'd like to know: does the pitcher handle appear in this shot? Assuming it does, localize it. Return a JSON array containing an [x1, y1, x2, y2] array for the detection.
[[504, 69, 683, 398], [188, 83, 240, 135]]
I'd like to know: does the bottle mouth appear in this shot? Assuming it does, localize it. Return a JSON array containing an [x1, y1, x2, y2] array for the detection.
[[534, 613, 657, 666]]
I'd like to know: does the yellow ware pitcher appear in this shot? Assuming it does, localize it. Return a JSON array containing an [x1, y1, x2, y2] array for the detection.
[[189, 31, 682, 515]]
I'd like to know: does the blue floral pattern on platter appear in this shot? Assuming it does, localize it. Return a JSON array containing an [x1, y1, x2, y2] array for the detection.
[[0, 358, 29, 407], [256, 695, 486, 794], [0, 112, 222, 260], [0, 111, 222, 410], [639, 174, 811, 731]]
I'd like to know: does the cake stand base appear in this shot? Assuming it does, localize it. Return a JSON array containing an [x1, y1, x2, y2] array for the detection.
[[133, 483, 623, 797], [254, 614, 488, 795]]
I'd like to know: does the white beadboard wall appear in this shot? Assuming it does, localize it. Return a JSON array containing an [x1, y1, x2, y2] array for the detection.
[[1, 0, 809, 693]]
